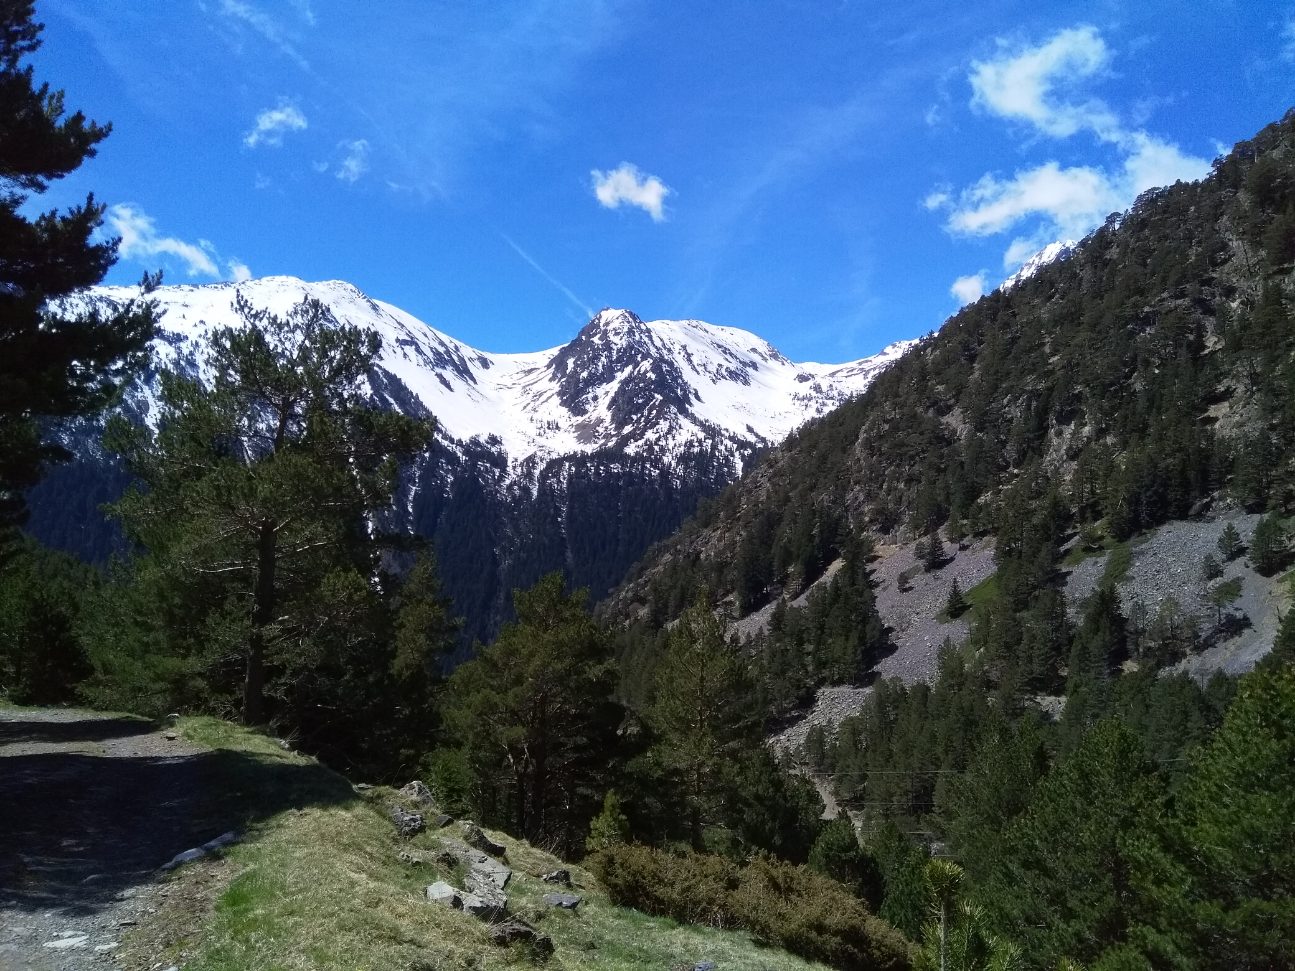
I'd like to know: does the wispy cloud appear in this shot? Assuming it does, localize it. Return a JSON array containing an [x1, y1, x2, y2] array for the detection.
[[1283, 11, 1295, 61], [932, 25, 1211, 270], [243, 99, 307, 148], [335, 139, 370, 183], [217, 0, 311, 70], [106, 203, 247, 281], [501, 234, 593, 320], [591, 163, 671, 222], [950, 271, 986, 305]]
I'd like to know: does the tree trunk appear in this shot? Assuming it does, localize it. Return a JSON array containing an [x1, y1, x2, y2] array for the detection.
[[243, 518, 277, 725]]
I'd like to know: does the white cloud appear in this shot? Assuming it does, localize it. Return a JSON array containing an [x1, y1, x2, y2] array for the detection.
[[1122, 131, 1214, 196], [923, 188, 951, 211], [1284, 13, 1295, 61], [335, 139, 370, 183], [947, 162, 1117, 238], [970, 25, 1120, 140], [950, 272, 987, 305], [227, 259, 253, 282], [106, 204, 244, 281], [935, 25, 1213, 270], [243, 99, 307, 149], [591, 162, 671, 222]]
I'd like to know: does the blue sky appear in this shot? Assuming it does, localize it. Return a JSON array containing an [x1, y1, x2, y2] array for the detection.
[[34, 0, 1295, 360]]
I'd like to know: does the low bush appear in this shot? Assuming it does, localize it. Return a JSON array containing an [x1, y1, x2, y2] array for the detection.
[[590, 844, 913, 970]]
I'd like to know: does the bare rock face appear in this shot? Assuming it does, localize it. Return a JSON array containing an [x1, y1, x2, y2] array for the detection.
[[439, 837, 512, 889]]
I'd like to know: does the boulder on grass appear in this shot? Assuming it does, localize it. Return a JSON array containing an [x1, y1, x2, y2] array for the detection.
[[463, 822, 506, 857], [542, 891, 581, 910], [389, 806, 426, 839], [425, 881, 461, 908], [490, 917, 553, 955], [400, 780, 435, 807]]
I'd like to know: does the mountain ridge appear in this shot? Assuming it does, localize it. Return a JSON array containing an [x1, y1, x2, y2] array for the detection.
[[33, 276, 913, 643], [77, 276, 913, 478]]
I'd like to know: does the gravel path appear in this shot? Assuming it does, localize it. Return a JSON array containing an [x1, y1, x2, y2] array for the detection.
[[0, 709, 222, 971]]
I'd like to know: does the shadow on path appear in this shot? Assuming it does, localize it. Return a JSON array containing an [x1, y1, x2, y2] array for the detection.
[[0, 715, 156, 747], [0, 712, 354, 920]]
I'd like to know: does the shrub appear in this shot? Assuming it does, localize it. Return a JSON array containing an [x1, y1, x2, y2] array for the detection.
[[590, 844, 913, 970], [589, 843, 739, 928], [732, 855, 911, 971]]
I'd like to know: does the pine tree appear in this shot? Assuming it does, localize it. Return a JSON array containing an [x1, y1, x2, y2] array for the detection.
[[1250, 513, 1288, 576], [945, 578, 967, 618], [440, 573, 622, 854], [808, 812, 883, 907], [586, 789, 631, 853], [105, 296, 431, 726], [1164, 664, 1295, 969], [1200, 553, 1223, 582], [1217, 522, 1243, 561], [0, 1, 155, 532], [647, 596, 755, 848], [922, 532, 946, 572]]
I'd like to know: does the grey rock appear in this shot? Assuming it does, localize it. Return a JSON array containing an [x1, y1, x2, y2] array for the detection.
[[464, 869, 509, 917], [490, 917, 553, 954], [159, 847, 205, 871], [540, 868, 570, 885], [399, 780, 435, 807], [425, 881, 461, 908], [694, 962, 718, 971], [432, 813, 454, 828], [463, 822, 506, 857], [201, 831, 238, 852], [388, 806, 426, 839], [542, 891, 581, 910], [439, 838, 512, 888], [461, 889, 505, 920], [41, 932, 88, 950]]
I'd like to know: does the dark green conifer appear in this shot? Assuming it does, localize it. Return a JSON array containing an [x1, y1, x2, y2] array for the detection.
[[0, 1, 156, 531]]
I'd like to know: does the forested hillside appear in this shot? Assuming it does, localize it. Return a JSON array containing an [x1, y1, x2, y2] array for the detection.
[[609, 109, 1295, 633], [587, 109, 1295, 971]]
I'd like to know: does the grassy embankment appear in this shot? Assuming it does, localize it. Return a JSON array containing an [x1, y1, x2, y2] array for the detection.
[[135, 716, 833, 971]]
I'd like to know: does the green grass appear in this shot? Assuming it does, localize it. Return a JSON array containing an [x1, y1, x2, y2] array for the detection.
[[1101, 541, 1134, 588], [1062, 534, 1119, 567], [961, 573, 999, 617], [142, 717, 831, 971]]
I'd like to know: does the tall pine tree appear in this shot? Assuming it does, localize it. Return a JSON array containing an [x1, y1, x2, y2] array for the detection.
[[104, 295, 431, 726], [0, 1, 155, 532]]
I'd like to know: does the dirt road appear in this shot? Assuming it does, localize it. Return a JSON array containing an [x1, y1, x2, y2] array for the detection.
[[0, 709, 220, 971]]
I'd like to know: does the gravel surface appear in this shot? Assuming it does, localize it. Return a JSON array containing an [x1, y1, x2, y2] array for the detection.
[[1062, 510, 1264, 620], [870, 535, 996, 684], [771, 533, 996, 750], [0, 708, 222, 971], [770, 509, 1288, 750]]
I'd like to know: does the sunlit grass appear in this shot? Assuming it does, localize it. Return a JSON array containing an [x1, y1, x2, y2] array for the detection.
[[157, 717, 830, 971]]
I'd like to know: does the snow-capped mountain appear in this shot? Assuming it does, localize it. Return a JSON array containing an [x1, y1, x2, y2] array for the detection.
[[1000, 240, 1076, 292], [86, 275, 912, 475], [35, 276, 912, 644]]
